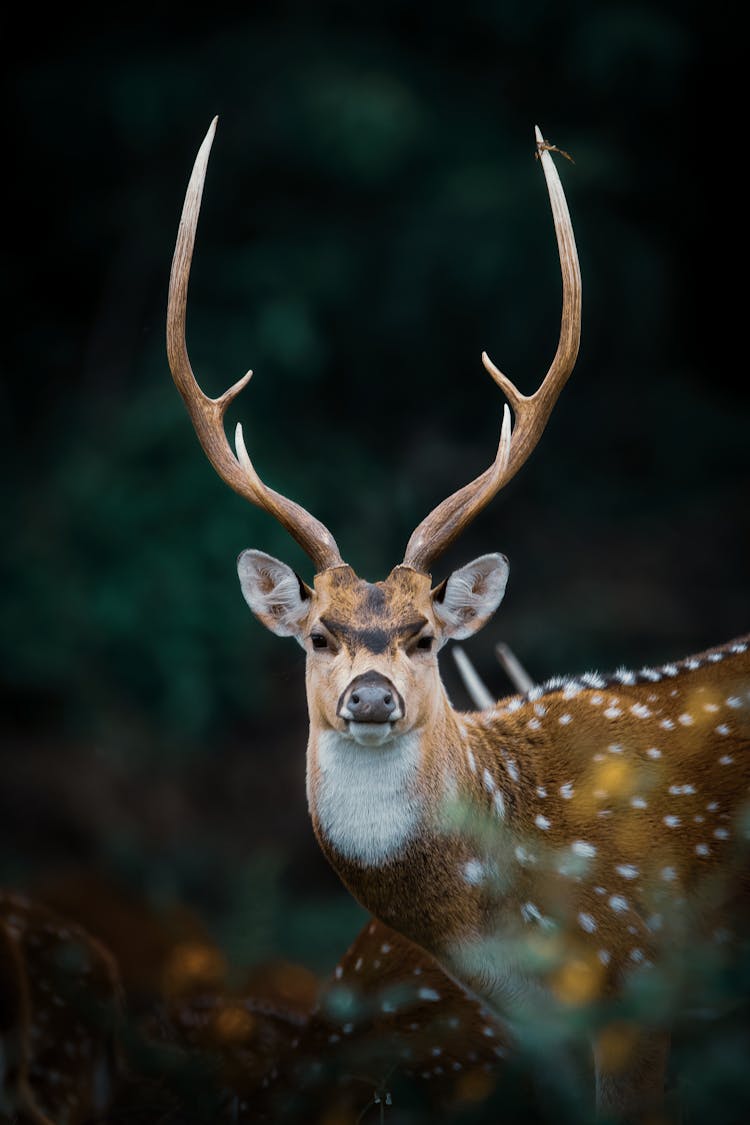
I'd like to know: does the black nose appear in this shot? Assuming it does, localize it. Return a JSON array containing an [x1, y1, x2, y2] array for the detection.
[[338, 672, 402, 724]]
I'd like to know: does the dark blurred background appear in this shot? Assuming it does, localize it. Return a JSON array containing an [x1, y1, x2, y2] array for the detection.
[[1, 0, 747, 984]]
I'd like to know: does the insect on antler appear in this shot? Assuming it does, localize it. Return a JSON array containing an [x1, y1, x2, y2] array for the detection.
[[402, 126, 582, 574], [166, 117, 344, 573]]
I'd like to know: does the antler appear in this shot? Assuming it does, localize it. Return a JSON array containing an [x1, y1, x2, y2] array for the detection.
[[403, 126, 582, 573], [167, 118, 344, 573]]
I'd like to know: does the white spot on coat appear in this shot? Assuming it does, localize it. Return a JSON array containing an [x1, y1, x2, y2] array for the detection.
[[515, 844, 536, 865], [463, 859, 484, 885], [418, 988, 440, 1001], [521, 902, 555, 929]]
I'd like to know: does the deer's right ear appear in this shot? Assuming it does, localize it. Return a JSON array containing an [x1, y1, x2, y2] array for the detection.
[[237, 550, 312, 641]]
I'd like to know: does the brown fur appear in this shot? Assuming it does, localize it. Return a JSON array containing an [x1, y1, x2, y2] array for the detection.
[[299, 565, 749, 1118]]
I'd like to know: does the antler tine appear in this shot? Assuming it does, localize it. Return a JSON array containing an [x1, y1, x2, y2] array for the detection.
[[166, 118, 344, 573], [403, 126, 581, 574]]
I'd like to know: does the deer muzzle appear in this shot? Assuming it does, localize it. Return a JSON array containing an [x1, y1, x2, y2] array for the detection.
[[337, 671, 405, 743]]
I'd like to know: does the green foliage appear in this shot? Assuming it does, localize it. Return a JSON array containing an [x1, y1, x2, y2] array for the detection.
[[4, 1, 745, 754]]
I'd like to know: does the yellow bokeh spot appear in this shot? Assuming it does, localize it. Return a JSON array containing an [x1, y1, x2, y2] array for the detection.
[[265, 961, 319, 1006], [595, 1021, 640, 1074], [162, 941, 226, 997], [551, 955, 604, 1006], [212, 1005, 256, 1044], [319, 1108, 361, 1125], [595, 758, 632, 796], [454, 1067, 496, 1104]]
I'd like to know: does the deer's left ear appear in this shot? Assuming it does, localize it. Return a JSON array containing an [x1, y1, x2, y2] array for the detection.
[[432, 554, 509, 640]]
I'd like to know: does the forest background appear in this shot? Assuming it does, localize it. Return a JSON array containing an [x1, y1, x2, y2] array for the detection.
[[2, 0, 747, 1006]]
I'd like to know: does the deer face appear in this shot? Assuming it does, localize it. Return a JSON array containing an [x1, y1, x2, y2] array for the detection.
[[168, 121, 578, 742], [238, 551, 509, 746]]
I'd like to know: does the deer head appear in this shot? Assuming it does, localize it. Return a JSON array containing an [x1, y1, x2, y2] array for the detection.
[[166, 119, 580, 748]]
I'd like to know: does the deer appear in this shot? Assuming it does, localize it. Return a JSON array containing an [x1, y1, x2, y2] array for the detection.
[[0, 892, 121, 1125], [166, 118, 750, 1120], [247, 917, 506, 1123]]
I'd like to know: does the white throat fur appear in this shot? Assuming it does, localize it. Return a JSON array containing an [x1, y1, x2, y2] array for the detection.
[[310, 729, 424, 866]]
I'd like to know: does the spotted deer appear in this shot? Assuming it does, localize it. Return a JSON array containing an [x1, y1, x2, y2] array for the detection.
[[166, 119, 750, 1119], [261, 917, 506, 1121], [0, 893, 121, 1124]]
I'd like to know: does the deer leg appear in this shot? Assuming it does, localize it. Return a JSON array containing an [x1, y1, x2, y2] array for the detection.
[[593, 1027, 672, 1121]]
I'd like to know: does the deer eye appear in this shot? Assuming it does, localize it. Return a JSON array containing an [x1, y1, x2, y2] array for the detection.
[[311, 634, 329, 650], [416, 636, 434, 651]]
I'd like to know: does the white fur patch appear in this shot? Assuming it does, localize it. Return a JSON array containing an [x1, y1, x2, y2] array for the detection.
[[311, 729, 423, 866]]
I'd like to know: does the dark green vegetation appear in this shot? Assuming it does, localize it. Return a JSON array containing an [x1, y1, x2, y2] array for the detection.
[[1, 2, 748, 1120]]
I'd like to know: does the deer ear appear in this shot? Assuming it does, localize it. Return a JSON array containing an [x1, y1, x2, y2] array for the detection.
[[432, 554, 509, 641], [237, 550, 312, 641]]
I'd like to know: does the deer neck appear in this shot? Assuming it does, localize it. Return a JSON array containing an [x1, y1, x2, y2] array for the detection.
[[305, 689, 540, 952], [306, 692, 462, 867]]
